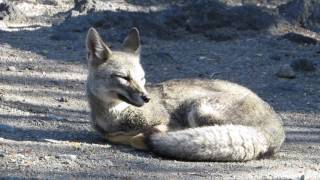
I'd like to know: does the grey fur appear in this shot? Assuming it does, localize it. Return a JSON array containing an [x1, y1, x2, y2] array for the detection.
[[86, 28, 285, 161]]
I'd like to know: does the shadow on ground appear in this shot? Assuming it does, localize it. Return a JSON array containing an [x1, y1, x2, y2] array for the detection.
[[0, 0, 277, 62]]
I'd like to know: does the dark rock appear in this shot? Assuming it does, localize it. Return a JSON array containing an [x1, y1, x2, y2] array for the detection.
[[281, 32, 318, 44], [290, 59, 317, 72], [0, 0, 26, 22], [276, 64, 296, 79], [57, 97, 68, 102]]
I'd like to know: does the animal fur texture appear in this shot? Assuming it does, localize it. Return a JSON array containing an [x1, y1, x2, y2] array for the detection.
[[85, 27, 285, 162]]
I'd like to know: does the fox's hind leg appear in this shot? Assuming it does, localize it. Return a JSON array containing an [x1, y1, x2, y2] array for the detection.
[[187, 97, 230, 127]]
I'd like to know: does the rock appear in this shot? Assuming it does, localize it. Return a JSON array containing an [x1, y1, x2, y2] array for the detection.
[[0, 152, 5, 158], [290, 59, 317, 72], [57, 97, 68, 102], [7, 66, 16, 71], [276, 64, 296, 79], [281, 32, 318, 45]]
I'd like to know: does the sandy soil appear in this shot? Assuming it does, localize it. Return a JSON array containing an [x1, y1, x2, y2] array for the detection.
[[0, 0, 319, 179]]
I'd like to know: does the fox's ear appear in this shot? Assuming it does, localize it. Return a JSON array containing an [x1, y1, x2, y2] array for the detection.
[[86, 28, 112, 66], [123, 27, 140, 54]]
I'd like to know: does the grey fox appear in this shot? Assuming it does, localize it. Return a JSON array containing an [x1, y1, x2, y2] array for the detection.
[[86, 27, 285, 161]]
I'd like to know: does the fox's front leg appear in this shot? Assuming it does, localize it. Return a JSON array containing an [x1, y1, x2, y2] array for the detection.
[[130, 125, 169, 150]]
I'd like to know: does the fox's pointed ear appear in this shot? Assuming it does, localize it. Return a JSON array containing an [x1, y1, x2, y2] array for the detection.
[[86, 28, 112, 66], [123, 27, 140, 54]]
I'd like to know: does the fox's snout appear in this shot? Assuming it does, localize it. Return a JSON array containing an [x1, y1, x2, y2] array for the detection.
[[141, 94, 150, 103]]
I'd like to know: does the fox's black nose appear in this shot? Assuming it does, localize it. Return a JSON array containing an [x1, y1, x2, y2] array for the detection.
[[141, 95, 150, 103]]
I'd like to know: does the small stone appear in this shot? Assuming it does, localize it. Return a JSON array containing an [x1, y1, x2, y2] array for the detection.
[[57, 97, 68, 102], [290, 59, 317, 72], [0, 153, 5, 158], [7, 66, 16, 71], [25, 66, 34, 71], [276, 64, 296, 79]]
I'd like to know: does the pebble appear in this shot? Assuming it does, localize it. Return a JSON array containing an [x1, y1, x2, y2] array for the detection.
[[57, 97, 68, 102], [276, 64, 296, 79], [0, 153, 5, 158], [7, 66, 16, 71]]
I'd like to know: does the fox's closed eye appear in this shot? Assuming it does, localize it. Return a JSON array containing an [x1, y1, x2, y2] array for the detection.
[[111, 74, 131, 81]]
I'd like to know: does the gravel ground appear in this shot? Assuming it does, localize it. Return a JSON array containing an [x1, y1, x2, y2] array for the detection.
[[0, 0, 319, 179]]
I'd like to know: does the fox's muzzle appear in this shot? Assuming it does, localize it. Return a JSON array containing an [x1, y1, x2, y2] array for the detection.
[[141, 94, 150, 103]]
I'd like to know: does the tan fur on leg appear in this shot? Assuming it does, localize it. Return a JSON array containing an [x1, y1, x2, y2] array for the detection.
[[130, 133, 148, 150], [105, 131, 139, 145]]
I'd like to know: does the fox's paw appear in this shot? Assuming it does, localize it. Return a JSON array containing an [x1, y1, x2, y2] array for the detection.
[[130, 133, 148, 150]]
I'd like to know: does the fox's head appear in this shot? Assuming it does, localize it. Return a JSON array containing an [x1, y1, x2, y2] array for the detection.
[[86, 27, 150, 107]]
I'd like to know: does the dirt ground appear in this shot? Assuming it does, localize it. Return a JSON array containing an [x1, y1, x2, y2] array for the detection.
[[0, 0, 319, 179]]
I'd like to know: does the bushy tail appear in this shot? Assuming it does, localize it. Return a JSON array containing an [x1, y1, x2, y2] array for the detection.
[[147, 125, 270, 161]]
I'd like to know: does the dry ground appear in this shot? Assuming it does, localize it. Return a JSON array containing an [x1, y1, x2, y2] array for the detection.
[[0, 1, 319, 179]]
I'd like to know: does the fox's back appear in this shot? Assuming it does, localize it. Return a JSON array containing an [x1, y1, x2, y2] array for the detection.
[[147, 78, 258, 111]]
